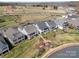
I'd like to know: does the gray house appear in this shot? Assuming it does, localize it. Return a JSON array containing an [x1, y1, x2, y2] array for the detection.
[[54, 19, 66, 30], [45, 20, 57, 31], [0, 33, 9, 54], [68, 19, 79, 30], [18, 24, 39, 39], [34, 21, 49, 34], [3, 28, 25, 46], [67, 14, 79, 20]]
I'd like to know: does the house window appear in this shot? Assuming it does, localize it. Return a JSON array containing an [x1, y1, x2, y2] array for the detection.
[[0, 40, 6, 45], [63, 22, 69, 27], [21, 35, 25, 39], [30, 32, 35, 36], [44, 28, 48, 30], [2, 47, 8, 51], [52, 27, 55, 29], [18, 36, 22, 39], [13, 39, 17, 42]]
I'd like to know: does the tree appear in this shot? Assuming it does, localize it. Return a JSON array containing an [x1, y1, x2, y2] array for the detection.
[[54, 5, 58, 10]]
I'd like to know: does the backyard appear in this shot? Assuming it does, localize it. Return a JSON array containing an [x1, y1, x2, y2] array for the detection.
[[2, 36, 40, 58], [2, 29, 79, 58]]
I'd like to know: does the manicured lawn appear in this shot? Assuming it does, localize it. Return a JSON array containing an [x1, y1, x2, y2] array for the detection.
[[42, 29, 79, 47], [2, 36, 40, 58]]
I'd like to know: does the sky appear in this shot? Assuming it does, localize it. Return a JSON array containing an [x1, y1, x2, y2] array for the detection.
[[0, 0, 78, 2]]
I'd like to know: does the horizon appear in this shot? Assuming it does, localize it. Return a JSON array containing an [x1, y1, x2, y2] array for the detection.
[[0, 0, 78, 3]]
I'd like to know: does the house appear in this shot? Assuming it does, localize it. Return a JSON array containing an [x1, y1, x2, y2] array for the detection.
[[54, 19, 67, 30], [18, 24, 39, 39], [68, 19, 79, 30], [0, 33, 9, 54], [34, 21, 49, 34], [3, 28, 25, 46], [45, 20, 57, 31], [67, 14, 79, 20], [66, 7, 76, 14]]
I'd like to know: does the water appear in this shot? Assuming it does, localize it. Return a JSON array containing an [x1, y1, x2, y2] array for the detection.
[[48, 46, 79, 58]]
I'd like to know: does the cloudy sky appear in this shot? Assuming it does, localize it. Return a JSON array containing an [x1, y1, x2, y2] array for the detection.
[[0, 0, 78, 2]]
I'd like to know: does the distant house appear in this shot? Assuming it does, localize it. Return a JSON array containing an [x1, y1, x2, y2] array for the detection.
[[54, 19, 66, 30], [45, 20, 57, 31], [66, 7, 76, 14], [18, 24, 39, 39], [67, 14, 79, 20], [68, 20, 79, 30], [34, 21, 49, 34], [3, 28, 25, 46], [0, 33, 9, 54]]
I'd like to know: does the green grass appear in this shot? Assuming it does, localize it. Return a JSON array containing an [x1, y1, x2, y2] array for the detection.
[[42, 29, 79, 47], [0, 21, 17, 28], [0, 15, 17, 21], [3, 36, 39, 58], [0, 15, 18, 28], [18, 36, 39, 58], [0, 6, 4, 14], [2, 29, 79, 58], [42, 31, 55, 40]]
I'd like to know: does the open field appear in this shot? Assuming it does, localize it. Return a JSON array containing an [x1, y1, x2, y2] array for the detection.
[[15, 7, 66, 23], [0, 6, 66, 26]]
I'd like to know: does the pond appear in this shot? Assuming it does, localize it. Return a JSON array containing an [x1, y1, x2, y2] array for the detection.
[[48, 46, 79, 58]]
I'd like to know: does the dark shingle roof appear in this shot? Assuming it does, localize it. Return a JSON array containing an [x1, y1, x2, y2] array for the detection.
[[46, 21, 56, 29], [3, 28, 25, 44], [54, 19, 66, 27], [68, 15, 79, 18], [24, 24, 38, 35], [0, 34, 8, 54], [68, 19, 79, 28], [35, 21, 48, 30]]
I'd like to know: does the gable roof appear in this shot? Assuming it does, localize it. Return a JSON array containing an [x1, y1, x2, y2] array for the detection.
[[0, 34, 8, 54], [68, 19, 79, 28], [46, 20, 56, 28], [24, 24, 38, 35], [35, 21, 48, 30], [54, 19, 66, 27], [68, 15, 79, 18], [3, 28, 25, 44]]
